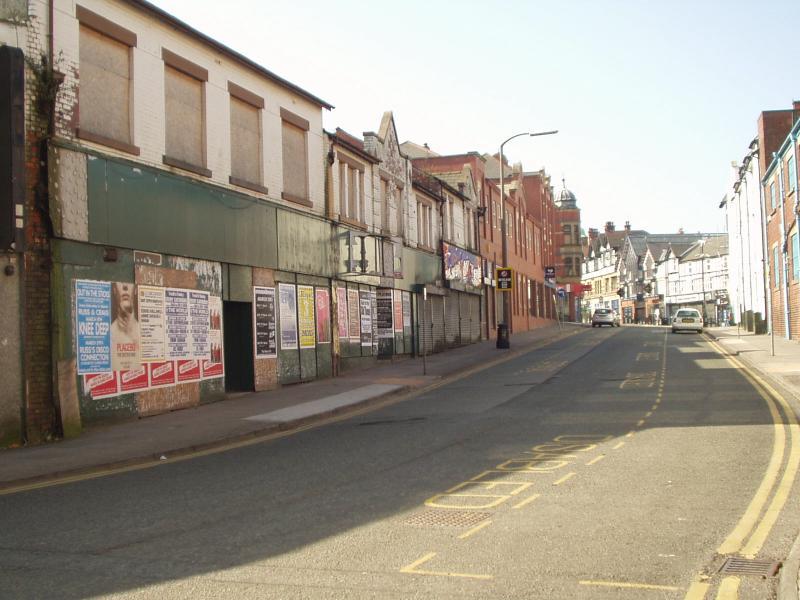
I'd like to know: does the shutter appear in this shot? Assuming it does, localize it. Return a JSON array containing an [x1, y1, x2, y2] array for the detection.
[[445, 293, 460, 347], [431, 295, 445, 353]]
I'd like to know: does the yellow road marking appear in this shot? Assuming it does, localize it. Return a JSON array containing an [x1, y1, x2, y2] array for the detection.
[[458, 520, 492, 539], [652, 404, 658, 411], [646, 411, 653, 417], [637, 419, 646, 427], [626, 430, 635, 438], [586, 455, 605, 466], [715, 576, 740, 599], [579, 580, 679, 591], [684, 580, 710, 600], [553, 472, 576, 486], [400, 552, 493, 580], [613, 442, 625, 450], [512, 493, 541, 509]]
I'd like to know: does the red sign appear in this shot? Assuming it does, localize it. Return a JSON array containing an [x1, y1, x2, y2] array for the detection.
[[150, 361, 176, 387], [202, 357, 224, 379], [84, 372, 119, 399], [177, 359, 201, 382], [119, 365, 149, 393]]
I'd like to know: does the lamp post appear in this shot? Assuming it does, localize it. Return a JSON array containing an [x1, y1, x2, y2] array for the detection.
[[498, 130, 557, 345], [699, 238, 708, 325]]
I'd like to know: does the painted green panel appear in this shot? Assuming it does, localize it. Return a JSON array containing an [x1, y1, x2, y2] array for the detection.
[[396, 246, 442, 289], [87, 156, 278, 267], [277, 210, 335, 277], [299, 347, 316, 381], [227, 264, 252, 302]]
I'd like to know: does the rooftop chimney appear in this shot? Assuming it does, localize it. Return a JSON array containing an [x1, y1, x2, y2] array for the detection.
[[605, 221, 615, 233], [588, 228, 598, 240], [624, 221, 631, 232]]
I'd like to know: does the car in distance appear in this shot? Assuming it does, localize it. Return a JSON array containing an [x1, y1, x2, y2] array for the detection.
[[671, 308, 703, 333], [592, 308, 620, 327]]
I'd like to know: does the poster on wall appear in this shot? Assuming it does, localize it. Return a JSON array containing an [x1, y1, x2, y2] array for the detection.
[[376, 289, 394, 339], [150, 361, 176, 387], [203, 295, 224, 378], [165, 289, 190, 360], [315, 288, 331, 344], [177, 359, 201, 382], [403, 291, 412, 330], [75, 280, 112, 374], [84, 372, 119, 399], [279, 283, 298, 350], [298, 285, 316, 349], [393, 290, 403, 333], [253, 287, 277, 358], [119, 365, 149, 393], [359, 289, 372, 347], [138, 285, 166, 362], [188, 291, 210, 359], [336, 287, 348, 340], [110, 281, 140, 372], [347, 288, 360, 342], [371, 289, 378, 353]]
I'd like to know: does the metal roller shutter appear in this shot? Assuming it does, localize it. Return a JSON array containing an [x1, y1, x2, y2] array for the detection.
[[431, 295, 446, 353], [445, 294, 460, 348]]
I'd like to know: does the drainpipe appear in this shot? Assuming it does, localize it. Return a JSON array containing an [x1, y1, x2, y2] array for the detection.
[[778, 155, 791, 338]]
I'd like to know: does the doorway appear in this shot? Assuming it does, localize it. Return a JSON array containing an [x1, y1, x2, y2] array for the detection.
[[223, 301, 254, 392]]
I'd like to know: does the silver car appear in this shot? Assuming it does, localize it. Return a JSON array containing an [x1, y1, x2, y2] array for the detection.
[[671, 308, 703, 333], [592, 308, 619, 327]]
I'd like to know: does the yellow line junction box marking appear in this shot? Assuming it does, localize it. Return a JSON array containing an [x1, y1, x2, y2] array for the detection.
[[400, 552, 494, 580], [580, 580, 680, 592]]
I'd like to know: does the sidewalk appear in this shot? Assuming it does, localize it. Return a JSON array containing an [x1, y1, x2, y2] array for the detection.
[[0, 323, 584, 492], [703, 327, 800, 600]]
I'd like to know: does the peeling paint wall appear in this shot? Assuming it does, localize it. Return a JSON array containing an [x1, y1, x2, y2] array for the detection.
[[0, 255, 22, 446]]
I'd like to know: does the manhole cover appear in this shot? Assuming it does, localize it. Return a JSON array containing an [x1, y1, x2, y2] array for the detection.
[[719, 557, 781, 577], [404, 510, 491, 528]]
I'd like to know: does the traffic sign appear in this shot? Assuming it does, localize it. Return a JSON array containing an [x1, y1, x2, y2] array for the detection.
[[496, 267, 514, 291], [544, 266, 556, 282]]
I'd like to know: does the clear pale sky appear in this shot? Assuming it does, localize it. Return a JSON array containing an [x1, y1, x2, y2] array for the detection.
[[150, 0, 799, 235]]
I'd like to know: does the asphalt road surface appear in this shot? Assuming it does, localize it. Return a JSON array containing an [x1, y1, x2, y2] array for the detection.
[[2, 327, 799, 599]]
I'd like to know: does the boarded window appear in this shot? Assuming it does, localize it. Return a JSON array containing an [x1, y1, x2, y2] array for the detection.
[[79, 25, 131, 144], [165, 65, 204, 168], [230, 96, 261, 185], [282, 120, 308, 202]]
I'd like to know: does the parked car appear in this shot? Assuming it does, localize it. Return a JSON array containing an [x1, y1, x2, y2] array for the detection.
[[592, 308, 620, 327], [671, 308, 703, 333]]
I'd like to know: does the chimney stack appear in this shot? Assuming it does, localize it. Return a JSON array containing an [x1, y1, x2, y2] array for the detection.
[[624, 221, 631, 232], [588, 228, 598, 240], [605, 221, 615, 233]]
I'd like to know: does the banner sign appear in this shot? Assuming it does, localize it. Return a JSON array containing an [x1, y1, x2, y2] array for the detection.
[[253, 286, 277, 358], [76, 280, 112, 374], [347, 288, 360, 342], [177, 359, 201, 382], [150, 361, 176, 387], [359, 289, 372, 347], [119, 365, 149, 393], [279, 283, 298, 350], [442, 242, 482, 289], [315, 288, 331, 344], [336, 286, 348, 340]]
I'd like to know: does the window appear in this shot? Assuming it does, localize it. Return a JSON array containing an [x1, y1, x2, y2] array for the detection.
[[774, 246, 781, 288], [380, 179, 390, 232], [280, 108, 310, 204], [562, 224, 572, 244], [789, 156, 797, 193], [792, 232, 800, 281], [76, 6, 138, 154], [228, 83, 264, 192], [163, 50, 209, 176], [417, 201, 433, 249], [338, 158, 365, 223], [770, 181, 776, 211]]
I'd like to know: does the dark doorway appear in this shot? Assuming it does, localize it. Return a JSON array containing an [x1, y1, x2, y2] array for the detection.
[[223, 301, 254, 392]]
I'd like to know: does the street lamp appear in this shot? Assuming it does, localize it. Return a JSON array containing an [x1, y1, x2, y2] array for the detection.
[[498, 130, 557, 348], [699, 238, 708, 325]]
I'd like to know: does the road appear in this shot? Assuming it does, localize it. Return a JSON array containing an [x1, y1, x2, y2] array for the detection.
[[2, 327, 799, 599]]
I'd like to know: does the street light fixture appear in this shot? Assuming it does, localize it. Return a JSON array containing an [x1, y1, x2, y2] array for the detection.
[[498, 130, 558, 347]]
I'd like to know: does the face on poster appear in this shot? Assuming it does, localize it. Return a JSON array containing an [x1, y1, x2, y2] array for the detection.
[[298, 285, 316, 349], [111, 281, 140, 371], [279, 283, 298, 350]]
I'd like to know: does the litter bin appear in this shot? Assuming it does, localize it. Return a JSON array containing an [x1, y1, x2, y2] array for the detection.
[[496, 323, 510, 349]]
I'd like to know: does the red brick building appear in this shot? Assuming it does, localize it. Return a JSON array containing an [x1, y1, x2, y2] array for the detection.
[[554, 181, 583, 321]]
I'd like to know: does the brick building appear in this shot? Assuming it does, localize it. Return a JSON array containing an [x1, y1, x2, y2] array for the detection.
[[554, 180, 582, 321]]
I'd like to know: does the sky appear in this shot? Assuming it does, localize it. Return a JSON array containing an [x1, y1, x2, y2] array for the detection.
[[149, 0, 800, 236]]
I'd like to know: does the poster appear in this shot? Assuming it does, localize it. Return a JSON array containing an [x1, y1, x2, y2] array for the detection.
[[138, 285, 166, 362], [75, 280, 112, 374], [371, 289, 378, 353], [119, 365, 149, 393], [203, 295, 224, 378], [253, 286, 277, 358], [150, 361, 176, 387], [279, 283, 298, 350], [336, 286, 348, 340], [359, 289, 372, 347], [188, 291, 210, 359], [347, 288, 360, 342], [110, 281, 140, 371], [315, 288, 331, 344], [403, 291, 412, 329], [298, 285, 316, 349], [376, 289, 394, 339], [393, 290, 404, 333], [165, 289, 190, 359], [177, 359, 201, 382], [84, 372, 119, 399]]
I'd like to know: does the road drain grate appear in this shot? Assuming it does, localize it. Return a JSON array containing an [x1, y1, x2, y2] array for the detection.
[[404, 510, 491, 528], [719, 557, 781, 577]]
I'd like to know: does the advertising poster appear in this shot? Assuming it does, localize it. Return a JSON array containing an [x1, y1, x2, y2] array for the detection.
[[150, 361, 176, 387], [279, 283, 298, 350], [188, 291, 210, 359], [119, 365, 149, 393], [253, 286, 277, 358], [376, 289, 394, 339], [138, 285, 166, 362], [393, 290, 403, 333], [203, 295, 224, 379], [177, 359, 201, 382], [298, 285, 316, 349], [359, 290, 372, 347], [110, 281, 140, 372], [336, 286, 348, 340], [315, 288, 331, 344], [75, 280, 112, 374], [84, 372, 119, 399], [371, 289, 378, 353], [347, 288, 360, 342], [165, 289, 190, 360], [403, 291, 412, 329]]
